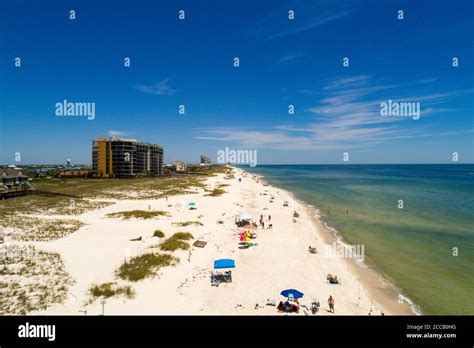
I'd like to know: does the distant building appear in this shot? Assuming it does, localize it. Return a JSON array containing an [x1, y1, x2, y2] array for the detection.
[[0, 168, 29, 188], [174, 161, 187, 173], [200, 155, 213, 165], [58, 170, 90, 178], [92, 138, 164, 177]]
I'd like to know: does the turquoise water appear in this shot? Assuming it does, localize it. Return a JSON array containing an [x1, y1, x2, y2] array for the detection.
[[243, 164, 474, 315]]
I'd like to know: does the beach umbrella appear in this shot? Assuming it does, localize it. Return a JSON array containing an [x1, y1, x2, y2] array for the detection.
[[238, 212, 252, 220], [188, 202, 196, 206], [214, 259, 235, 269], [280, 289, 304, 299]]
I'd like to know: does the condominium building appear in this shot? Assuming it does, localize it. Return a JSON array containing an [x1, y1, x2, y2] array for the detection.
[[92, 138, 164, 177], [200, 155, 213, 165]]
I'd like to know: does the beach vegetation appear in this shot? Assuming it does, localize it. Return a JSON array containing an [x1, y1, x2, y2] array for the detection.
[[106, 210, 169, 220], [205, 188, 226, 197], [0, 246, 74, 314], [172, 221, 203, 227], [88, 282, 135, 301], [153, 230, 165, 238], [159, 232, 194, 251], [116, 253, 178, 282], [0, 215, 84, 241]]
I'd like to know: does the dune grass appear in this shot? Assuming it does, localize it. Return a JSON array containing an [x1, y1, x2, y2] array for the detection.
[[2, 216, 85, 241], [159, 232, 194, 251], [153, 230, 165, 238], [0, 245, 74, 314], [106, 210, 169, 220], [172, 221, 203, 227], [88, 282, 135, 301], [116, 253, 178, 282], [172, 232, 194, 240], [205, 188, 226, 197]]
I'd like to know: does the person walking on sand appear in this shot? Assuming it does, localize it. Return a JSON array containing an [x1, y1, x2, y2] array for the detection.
[[328, 295, 335, 313]]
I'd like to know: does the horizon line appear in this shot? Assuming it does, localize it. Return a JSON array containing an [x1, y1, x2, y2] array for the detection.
[[3, 162, 473, 166]]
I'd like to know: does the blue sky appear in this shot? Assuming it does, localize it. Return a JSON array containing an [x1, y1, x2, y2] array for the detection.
[[1, 0, 473, 165]]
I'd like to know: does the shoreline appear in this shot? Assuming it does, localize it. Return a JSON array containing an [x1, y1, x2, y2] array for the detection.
[[238, 167, 416, 315], [4, 166, 415, 315]]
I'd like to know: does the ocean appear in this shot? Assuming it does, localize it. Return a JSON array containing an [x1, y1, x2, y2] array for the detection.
[[243, 164, 474, 315]]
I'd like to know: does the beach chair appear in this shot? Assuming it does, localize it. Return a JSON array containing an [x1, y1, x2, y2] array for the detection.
[[211, 270, 232, 286], [266, 298, 276, 306]]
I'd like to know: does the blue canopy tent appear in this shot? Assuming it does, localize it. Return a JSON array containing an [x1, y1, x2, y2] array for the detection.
[[280, 289, 304, 299], [214, 259, 235, 269], [211, 259, 235, 286]]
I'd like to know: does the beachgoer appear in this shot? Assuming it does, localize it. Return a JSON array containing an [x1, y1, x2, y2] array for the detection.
[[262, 221, 265, 229], [328, 295, 335, 313], [268, 215, 271, 221]]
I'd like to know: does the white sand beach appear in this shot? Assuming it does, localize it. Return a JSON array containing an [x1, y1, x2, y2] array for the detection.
[[26, 167, 412, 315]]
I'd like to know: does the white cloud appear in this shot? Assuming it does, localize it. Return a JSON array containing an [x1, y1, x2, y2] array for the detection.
[[276, 54, 303, 65], [194, 76, 473, 151], [269, 11, 349, 39], [134, 79, 176, 95], [107, 130, 127, 137]]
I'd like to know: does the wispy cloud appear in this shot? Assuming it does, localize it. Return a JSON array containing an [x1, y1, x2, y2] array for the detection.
[[275, 53, 304, 65], [195, 76, 473, 151], [249, 0, 352, 42], [133, 79, 176, 95], [107, 130, 127, 137], [269, 11, 349, 40]]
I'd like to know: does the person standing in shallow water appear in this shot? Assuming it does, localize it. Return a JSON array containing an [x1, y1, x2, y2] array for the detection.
[[328, 295, 335, 313]]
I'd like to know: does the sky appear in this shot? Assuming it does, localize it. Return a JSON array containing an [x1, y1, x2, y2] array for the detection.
[[1, 0, 473, 165]]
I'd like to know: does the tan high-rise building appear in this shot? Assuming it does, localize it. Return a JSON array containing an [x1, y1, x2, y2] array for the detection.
[[92, 138, 163, 177]]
